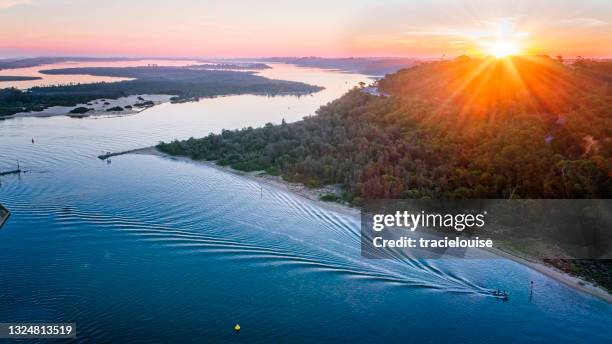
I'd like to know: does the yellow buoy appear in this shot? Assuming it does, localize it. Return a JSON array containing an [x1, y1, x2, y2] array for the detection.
[[234, 324, 241, 332]]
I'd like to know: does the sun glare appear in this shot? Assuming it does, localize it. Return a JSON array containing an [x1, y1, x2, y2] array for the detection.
[[488, 41, 520, 58]]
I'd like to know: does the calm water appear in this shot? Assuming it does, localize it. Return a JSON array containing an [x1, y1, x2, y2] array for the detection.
[[0, 63, 610, 343]]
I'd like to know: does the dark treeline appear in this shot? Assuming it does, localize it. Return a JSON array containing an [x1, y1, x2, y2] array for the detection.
[[0, 76, 42, 81], [158, 56, 611, 203], [0, 67, 323, 117]]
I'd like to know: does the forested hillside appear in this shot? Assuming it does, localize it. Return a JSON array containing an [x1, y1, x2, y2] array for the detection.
[[159, 56, 611, 203]]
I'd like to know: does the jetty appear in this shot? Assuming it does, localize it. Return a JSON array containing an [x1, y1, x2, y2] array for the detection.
[[98, 147, 150, 160], [0, 203, 9, 229], [0, 169, 21, 176]]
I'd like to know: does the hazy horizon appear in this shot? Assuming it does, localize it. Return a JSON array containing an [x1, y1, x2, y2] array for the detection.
[[1, 54, 609, 61]]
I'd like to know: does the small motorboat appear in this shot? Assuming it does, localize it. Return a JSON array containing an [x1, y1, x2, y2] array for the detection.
[[492, 289, 509, 300]]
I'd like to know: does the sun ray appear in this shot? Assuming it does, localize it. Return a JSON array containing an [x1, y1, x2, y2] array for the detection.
[[434, 58, 495, 116]]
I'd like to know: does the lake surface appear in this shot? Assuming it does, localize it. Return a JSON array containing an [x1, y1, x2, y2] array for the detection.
[[0, 62, 610, 343]]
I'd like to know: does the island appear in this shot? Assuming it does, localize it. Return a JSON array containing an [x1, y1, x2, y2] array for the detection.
[[0, 65, 323, 118]]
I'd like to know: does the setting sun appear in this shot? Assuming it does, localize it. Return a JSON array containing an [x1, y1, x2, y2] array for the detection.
[[488, 41, 520, 58]]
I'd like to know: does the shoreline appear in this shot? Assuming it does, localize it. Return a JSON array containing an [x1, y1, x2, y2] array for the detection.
[[129, 147, 360, 218], [6, 94, 174, 120], [489, 247, 612, 303], [0, 89, 321, 121], [116, 146, 611, 303]]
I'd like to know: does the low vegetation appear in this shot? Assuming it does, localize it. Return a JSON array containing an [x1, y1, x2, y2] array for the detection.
[[69, 106, 91, 114]]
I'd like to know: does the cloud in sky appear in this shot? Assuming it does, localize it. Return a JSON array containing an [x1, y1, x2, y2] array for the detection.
[[565, 17, 608, 28]]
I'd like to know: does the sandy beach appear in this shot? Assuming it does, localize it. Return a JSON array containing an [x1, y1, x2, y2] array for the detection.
[[7, 94, 174, 119], [490, 247, 612, 303], [117, 146, 611, 303]]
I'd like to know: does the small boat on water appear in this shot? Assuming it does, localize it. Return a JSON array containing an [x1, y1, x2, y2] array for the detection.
[[0, 203, 10, 229], [491, 289, 509, 301]]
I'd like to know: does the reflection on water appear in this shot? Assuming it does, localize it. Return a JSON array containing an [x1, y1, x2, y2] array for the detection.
[[0, 62, 610, 343]]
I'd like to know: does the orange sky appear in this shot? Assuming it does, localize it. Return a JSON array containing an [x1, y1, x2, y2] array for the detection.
[[0, 0, 611, 58]]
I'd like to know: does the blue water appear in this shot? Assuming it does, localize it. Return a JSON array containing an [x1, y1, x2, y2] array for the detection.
[[0, 64, 610, 343]]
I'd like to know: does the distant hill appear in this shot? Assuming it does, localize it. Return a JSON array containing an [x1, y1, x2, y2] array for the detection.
[[257, 57, 420, 76]]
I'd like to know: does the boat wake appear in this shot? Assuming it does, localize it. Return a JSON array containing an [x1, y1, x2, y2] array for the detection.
[[0, 155, 504, 301]]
